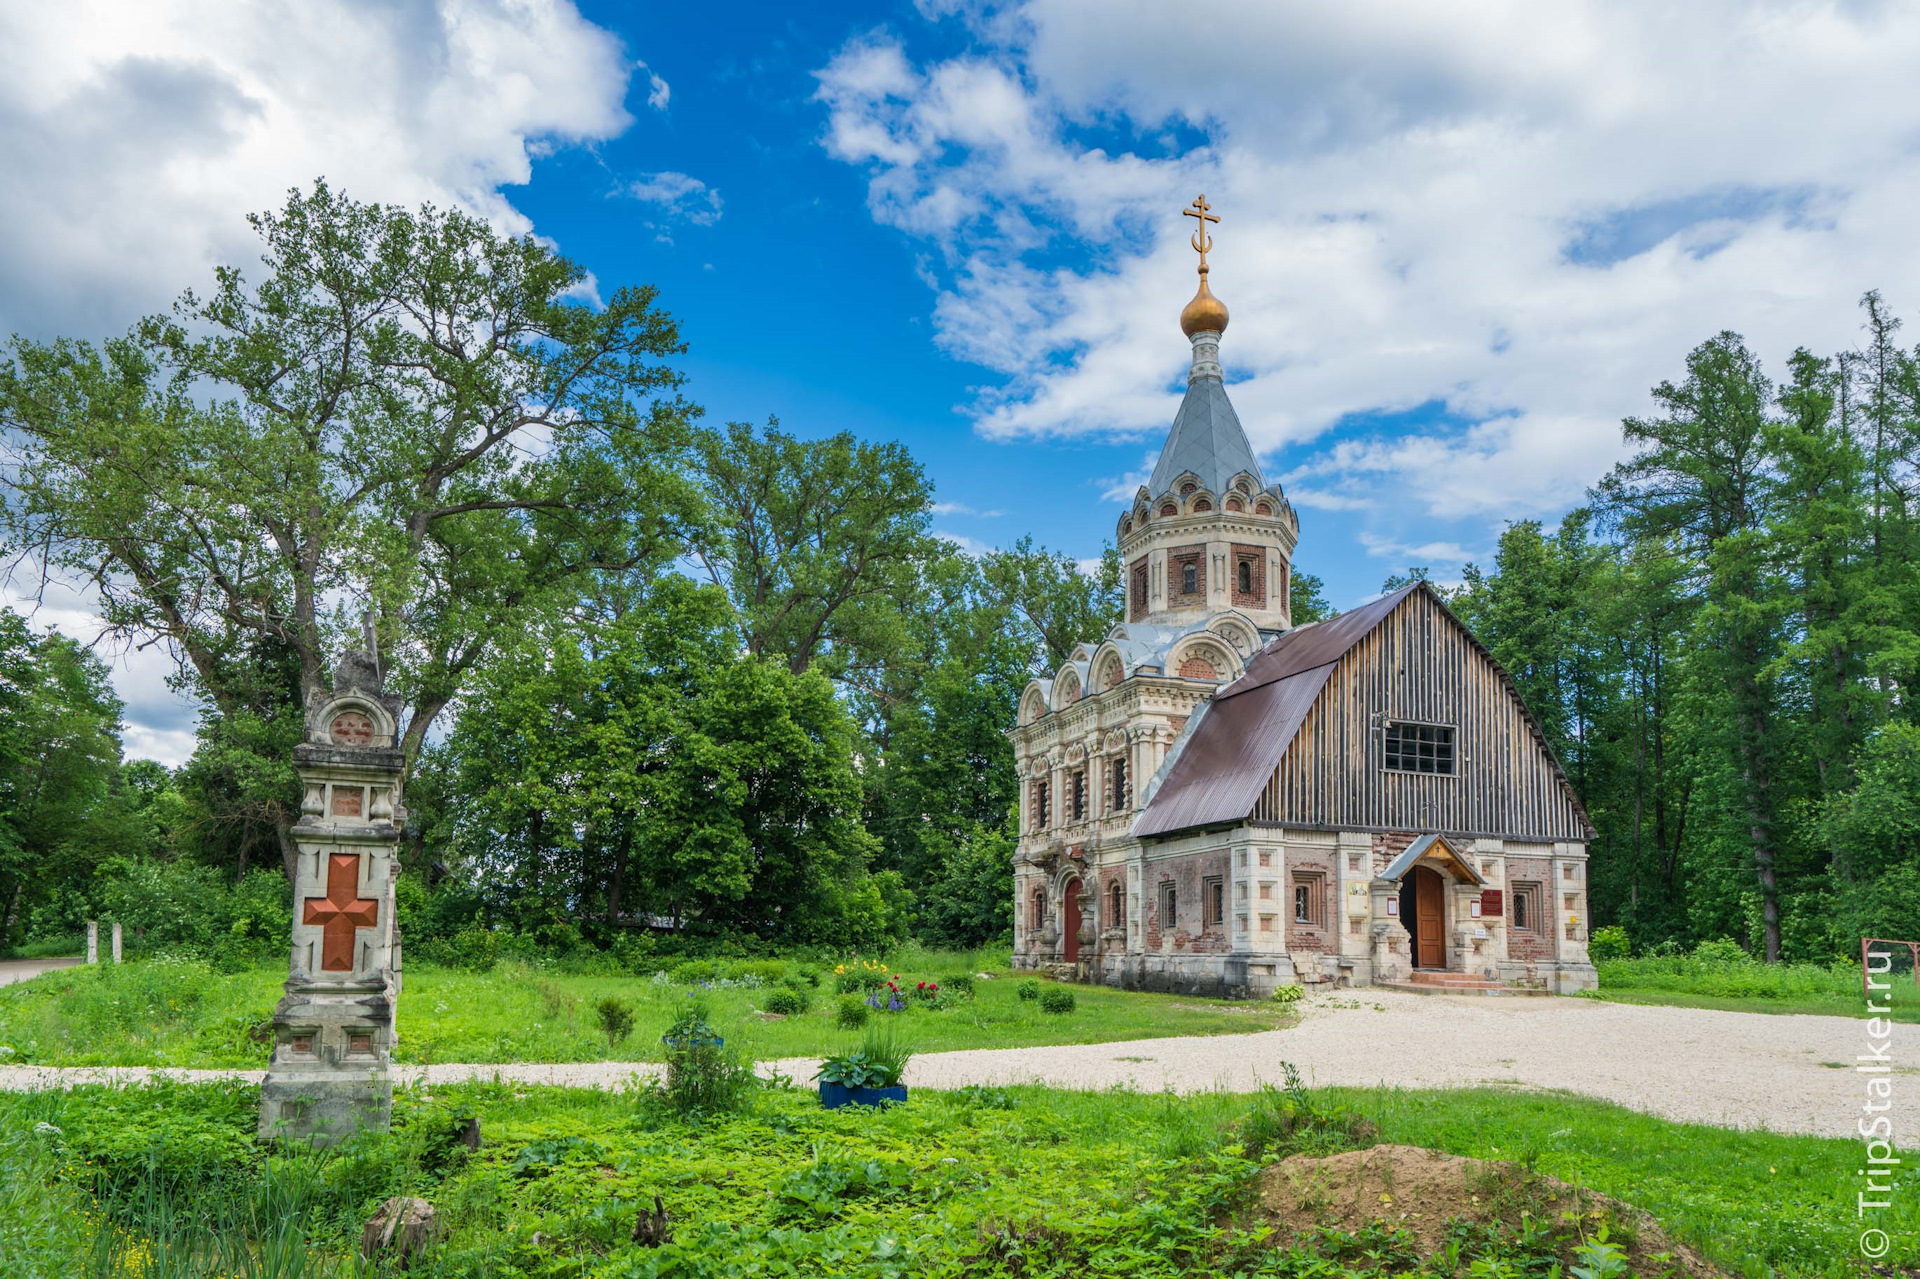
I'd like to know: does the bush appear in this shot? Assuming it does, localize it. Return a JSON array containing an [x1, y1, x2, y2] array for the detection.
[[909, 980, 940, 1003], [1270, 984, 1305, 1007], [763, 987, 807, 1016], [659, 999, 755, 1116], [833, 960, 890, 994], [941, 973, 975, 998], [91, 859, 291, 968], [592, 996, 634, 1048], [1692, 937, 1752, 965], [1240, 1063, 1376, 1161], [431, 926, 503, 972], [1039, 987, 1076, 1015], [1589, 924, 1631, 961], [1015, 979, 1040, 1002], [835, 995, 869, 1029]]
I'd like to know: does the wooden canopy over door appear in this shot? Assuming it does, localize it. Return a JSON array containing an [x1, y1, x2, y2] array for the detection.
[[1061, 877, 1082, 963]]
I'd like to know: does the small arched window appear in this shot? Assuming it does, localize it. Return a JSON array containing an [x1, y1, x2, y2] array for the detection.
[[1120, 517, 1132, 535], [1182, 562, 1197, 594], [1238, 561, 1252, 594], [1191, 498, 1212, 513], [1254, 501, 1273, 516], [1180, 482, 1197, 495], [1109, 880, 1124, 927], [1160, 503, 1177, 518], [1225, 497, 1244, 512], [1031, 887, 1047, 930], [1235, 477, 1252, 494]]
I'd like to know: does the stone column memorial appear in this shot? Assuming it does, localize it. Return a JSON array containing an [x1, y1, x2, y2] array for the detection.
[[258, 651, 405, 1145]]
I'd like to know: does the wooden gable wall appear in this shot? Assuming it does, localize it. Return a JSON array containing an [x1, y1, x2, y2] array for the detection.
[[1248, 587, 1591, 842]]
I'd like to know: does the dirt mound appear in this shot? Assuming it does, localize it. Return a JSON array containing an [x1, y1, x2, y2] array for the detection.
[[1258, 1144, 1723, 1278]]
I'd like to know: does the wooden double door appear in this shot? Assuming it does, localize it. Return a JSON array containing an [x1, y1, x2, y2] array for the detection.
[[1401, 865, 1447, 969]]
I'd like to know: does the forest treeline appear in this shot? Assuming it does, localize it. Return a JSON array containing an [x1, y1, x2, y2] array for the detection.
[[1421, 300, 1920, 962], [1, 183, 1914, 964]]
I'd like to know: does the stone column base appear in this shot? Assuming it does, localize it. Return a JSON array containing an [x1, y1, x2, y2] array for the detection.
[[258, 982, 395, 1146], [259, 1067, 392, 1146]]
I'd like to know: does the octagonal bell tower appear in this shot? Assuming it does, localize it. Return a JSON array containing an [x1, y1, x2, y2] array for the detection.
[[1117, 195, 1299, 632]]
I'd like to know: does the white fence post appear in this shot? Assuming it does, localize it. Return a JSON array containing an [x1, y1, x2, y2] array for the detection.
[[86, 920, 98, 964], [111, 921, 123, 963]]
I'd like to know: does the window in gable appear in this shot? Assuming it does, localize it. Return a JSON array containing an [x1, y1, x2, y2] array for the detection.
[[1384, 722, 1455, 775]]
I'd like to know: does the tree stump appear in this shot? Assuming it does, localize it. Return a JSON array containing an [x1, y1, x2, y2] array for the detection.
[[632, 1194, 673, 1247], [362, 1196, 440, 1264]]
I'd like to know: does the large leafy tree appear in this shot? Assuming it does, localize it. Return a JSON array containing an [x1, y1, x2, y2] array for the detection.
[[688, 419, 934, 681], [442, 576, 892, 945], [1, 182, 697, 875], [0, 610, 129, 938], [1597, 332, 1791, 958]]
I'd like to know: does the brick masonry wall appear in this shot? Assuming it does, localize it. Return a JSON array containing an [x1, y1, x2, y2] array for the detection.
[[1504, 854, 1554, 961], [1168, 544, 1207, 607], [1143, 847, 1231, 955], [1230, 542, 1267, 609], [1371, 830, 1418, 876], [1285, 852, 1335, 952]]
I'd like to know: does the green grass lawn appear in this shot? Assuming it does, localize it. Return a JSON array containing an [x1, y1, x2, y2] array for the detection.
[[0, 1077, 1905, 1277], [1588, 954, 1920, 1022], [0, 955, 1291, 1068]]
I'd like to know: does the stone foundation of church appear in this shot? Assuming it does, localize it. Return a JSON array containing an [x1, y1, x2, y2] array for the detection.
[[1013, 830, 1598, 1001]]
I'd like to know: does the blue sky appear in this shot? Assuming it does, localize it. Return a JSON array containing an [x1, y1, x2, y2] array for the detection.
[[6, 0, 1920, 762], [514, 2, 1236, 576]]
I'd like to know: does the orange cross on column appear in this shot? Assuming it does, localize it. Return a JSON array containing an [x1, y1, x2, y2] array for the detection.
[[304, 853, 379, 972]]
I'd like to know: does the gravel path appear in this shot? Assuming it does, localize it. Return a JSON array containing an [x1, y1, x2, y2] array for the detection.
[[0, 957, 82, 988], [2, 991, 1908, 1139]]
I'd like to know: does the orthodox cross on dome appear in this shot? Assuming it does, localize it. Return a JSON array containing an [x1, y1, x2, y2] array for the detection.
[[304, 853, 379, 972], [1183, 194, 1219, 272]]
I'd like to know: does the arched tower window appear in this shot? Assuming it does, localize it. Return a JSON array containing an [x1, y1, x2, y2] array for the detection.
[[1108, 879, 1123, 927], [1181, 562, 1197, 594], [1191, 498, 1211, 513], [1238, 560, 1252, 594]]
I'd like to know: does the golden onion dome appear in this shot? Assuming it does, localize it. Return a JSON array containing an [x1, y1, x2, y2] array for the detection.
[[1180, 269, 1229, 337]]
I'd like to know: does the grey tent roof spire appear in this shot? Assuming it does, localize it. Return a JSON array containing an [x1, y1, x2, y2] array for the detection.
[[1146, 329, 1265, 498]]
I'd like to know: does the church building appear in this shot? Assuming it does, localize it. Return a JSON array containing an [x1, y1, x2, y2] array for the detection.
[[1009, 197, 1598, 998]]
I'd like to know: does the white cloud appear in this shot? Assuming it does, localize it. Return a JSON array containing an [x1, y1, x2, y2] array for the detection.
[[0, 0, 636, 343], [0, 0, 637, 760], [1357, 532, 1478, 568], [814, 1, 1920, 535], [637, 60, 671, 110], [621, 170, 724, 231], [935, 530, 994, 556], [928, 500, 1004, 516], [1097, 452, 1158, 502]]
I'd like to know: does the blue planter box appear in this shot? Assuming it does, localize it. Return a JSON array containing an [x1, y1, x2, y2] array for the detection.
[[819, 1082, 907, 1110]]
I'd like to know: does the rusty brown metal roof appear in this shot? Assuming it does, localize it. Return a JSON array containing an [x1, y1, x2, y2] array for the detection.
[[1133, 585, 1417, 838]]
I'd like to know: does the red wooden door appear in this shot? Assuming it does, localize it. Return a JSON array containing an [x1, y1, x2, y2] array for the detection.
[[1413, 866, 1445, 968], [1061, 877, 1082, 963]]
